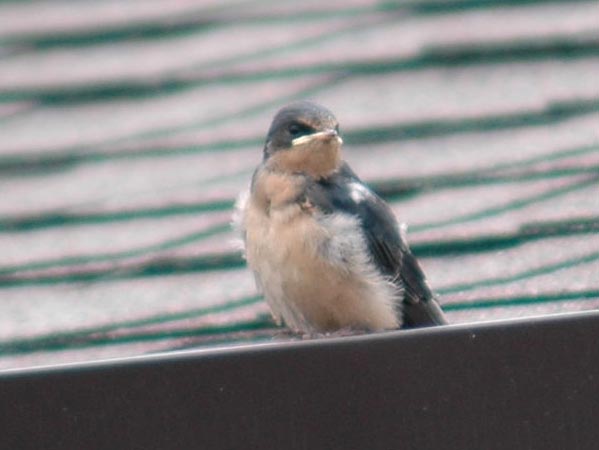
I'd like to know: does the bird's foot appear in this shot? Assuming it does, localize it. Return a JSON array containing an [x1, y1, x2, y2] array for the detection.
[[302, 327, 369, 340]]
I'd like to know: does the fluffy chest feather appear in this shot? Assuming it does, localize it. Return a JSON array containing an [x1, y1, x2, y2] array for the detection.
[[237, 169, 400, 333]]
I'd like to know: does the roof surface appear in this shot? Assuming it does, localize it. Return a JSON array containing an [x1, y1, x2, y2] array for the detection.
[[1, 0, 598, 369]]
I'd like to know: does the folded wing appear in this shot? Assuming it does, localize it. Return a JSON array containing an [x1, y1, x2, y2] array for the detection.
[[306, 162, 447, 328]]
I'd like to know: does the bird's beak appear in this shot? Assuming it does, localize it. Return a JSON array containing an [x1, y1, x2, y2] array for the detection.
[[292, 129, 343, 147]]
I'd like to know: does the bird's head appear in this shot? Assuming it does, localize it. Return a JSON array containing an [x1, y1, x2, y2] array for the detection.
[[263, 101, 343, 179]]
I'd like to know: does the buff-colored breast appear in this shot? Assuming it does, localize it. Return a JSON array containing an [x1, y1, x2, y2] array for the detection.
[[237, 169, 401, 333]]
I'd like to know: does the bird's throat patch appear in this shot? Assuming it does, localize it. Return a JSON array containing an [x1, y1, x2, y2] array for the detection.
[[267, 140, 341, 179]]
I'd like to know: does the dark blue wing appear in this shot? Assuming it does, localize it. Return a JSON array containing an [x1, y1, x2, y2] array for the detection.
[[306, 162, 446, 328]]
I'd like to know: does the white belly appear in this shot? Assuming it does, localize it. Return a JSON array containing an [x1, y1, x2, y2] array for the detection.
[[239, 194, 401, 333]]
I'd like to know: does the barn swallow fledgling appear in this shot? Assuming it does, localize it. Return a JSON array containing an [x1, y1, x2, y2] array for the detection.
[[235, 101, 447, 334]]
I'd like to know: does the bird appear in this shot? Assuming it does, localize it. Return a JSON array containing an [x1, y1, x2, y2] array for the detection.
[[234, 101, 447, 334]]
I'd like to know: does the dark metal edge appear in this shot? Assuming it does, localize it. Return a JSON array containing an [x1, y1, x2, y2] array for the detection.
[[2, 311, 599, 450]]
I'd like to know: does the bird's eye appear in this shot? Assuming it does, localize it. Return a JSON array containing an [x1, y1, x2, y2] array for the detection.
[[288, 124, 302, 137]]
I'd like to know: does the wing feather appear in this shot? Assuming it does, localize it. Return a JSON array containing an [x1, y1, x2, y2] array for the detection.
[[306, 162, 447, 328]]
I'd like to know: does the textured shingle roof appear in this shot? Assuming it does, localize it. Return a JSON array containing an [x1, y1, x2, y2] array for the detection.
[[1, 0, 598, 369]]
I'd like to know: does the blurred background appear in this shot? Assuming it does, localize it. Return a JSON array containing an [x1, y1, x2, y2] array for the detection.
[[1, 0, 598, 369]]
